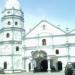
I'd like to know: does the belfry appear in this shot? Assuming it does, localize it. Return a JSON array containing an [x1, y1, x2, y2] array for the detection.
[[0, 0, 25, 73]]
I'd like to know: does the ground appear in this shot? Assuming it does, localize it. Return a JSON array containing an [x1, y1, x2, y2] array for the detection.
[[0, 71, 64, 75]]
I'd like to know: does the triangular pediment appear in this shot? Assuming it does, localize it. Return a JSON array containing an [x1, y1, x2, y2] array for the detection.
[[26, 20, 66, 38]]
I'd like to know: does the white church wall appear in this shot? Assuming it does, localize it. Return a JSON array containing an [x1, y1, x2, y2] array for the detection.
[[54, 48, 68, 56], [0, 44, 22, 55], [2, 10, 13, 17], [25, 36, 67, 48], [68, 36, 75, 43], [26, 21, 65, 38], [2, 31, 13, 41], [13, 56, 22, 69], [25, 59, 31, 72], [58, 57, 68, 70], [0, 45, 3, 54], [70, 57, 75, 62], [2, 18, 23, 28], [25, 50, 33, 57], [12, 44, 22, 55], [53, 36, 66, 45], [13, 10, 23, 17], [13, 31, 21, 41], [39, 37, 52, 46], [2, 31, 22, 41], [70, 47, 75, 56], [1, 44, 12, 55], [13, 19, 23, 28], [25, 37, 53, 47], [26, 26, 42, 38], [2, 19, 14, 28], [0, 56, 22, 72], [25, 39, 38, 47], [0, 33, 3, 41], [39, 49, 53, 55], [0, 56, 12, 69]]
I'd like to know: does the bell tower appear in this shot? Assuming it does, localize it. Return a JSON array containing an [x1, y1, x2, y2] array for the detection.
[[0, 0, 25, 73]]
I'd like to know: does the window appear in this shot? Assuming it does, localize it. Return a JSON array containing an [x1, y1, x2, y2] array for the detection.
[[42, 39, 46, 45], [8, 21, 11, 25], [4, 62, 7, 69], [55, 49, 59, 54], [6, 33, 10, 38], [15, 21, 18, 25], [16, 46, 19, 51], [7, 11, 10, 14], [43, 25, 46, 30]]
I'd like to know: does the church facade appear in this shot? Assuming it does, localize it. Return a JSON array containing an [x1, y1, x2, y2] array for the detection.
[[0, 0, 75, 73], [23, 20, 75, 72]]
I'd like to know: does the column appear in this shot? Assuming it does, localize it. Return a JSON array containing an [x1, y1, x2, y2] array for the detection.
[[31, 59, 36, 71], [23, 58, 26, 71], [48, 59, 50, 71], [31, 62, 34, 71], [25, 59, 29, 72], [22, 58, 26, 71]]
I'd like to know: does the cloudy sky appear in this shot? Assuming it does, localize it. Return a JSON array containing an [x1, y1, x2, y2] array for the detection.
[[0, 0, 75, 33]]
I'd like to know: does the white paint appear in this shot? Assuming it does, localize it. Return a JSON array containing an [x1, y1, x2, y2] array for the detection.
[[5, 0, 21, 9]]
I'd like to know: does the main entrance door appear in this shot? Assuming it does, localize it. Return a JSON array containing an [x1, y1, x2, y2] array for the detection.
[[32, 50, 48, 72], [40, 59, 48, 72]]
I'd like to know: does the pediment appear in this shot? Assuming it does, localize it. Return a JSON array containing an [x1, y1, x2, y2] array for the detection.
[[26, 20, 66, 38]]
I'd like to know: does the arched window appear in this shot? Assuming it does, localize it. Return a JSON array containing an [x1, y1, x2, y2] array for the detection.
[[6, 33, 10, 38], [43, 25, 46, 30], [4, 62, 7, 69], [42, 39, 46, 45], [7, 11, 10, 14], [55, 49, 59, 54], [8, 21, 11, 25], [16, 46, 19, 51], [15, 21, 18, 25]]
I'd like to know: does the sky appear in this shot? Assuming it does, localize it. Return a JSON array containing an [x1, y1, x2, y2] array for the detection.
[[0, 0, 75, 33]]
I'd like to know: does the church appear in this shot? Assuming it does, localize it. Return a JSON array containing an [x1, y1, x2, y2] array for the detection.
[[0, 0, 75, 73]]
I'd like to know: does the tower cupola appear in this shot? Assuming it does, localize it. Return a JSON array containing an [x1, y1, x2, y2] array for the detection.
[[5, 0, 21, 9]]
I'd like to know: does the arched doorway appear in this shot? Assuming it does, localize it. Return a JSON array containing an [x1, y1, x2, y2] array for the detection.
[[32, 50, 48, 72], [57, 61, 62, 71], [4, 62, 7, 69], [40, 59, 48, 72]]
